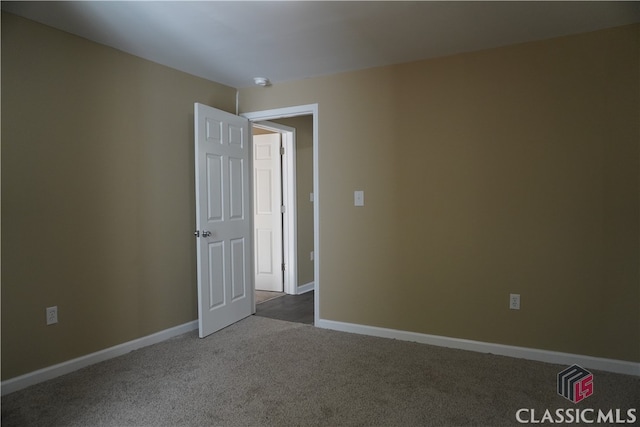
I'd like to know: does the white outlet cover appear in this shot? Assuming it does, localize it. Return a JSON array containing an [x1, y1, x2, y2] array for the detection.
[[509, 294, 521, 310], [354, 190, 364, 206], [46, 306, 58, 325]]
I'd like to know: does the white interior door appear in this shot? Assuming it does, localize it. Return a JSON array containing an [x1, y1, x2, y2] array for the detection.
[[194, 103, 253, 338], [253, 133, 283, 292], [254, 121, 298, 295]]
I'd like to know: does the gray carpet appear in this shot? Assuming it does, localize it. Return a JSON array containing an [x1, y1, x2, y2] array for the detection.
[[2, 316, 638, 426]]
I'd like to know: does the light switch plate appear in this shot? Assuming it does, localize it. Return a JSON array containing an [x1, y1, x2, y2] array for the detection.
[[354, 190, 364, 206]]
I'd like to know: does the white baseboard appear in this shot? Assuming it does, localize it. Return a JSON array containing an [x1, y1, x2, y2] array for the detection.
[[297, 281, 315, 294], [316, 318, 640, 377], [5, 316, 637, 397], [1, 320, 198, 396]]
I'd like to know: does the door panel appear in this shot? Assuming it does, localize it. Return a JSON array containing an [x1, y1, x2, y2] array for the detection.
[[230, 237, 246, 300], [208, 241, 225, 308], [229, 157, 245, 220], [256, 169, 273, 214], [256, 229, 273, 274], [206, 154, 223, 222], [195, 103, 252, 338]]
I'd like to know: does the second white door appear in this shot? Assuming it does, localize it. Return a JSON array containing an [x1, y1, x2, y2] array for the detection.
[[253, 133, 283, 292]]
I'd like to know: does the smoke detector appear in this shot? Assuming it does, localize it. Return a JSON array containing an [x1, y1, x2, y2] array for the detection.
[[253, 77, 271, 87]]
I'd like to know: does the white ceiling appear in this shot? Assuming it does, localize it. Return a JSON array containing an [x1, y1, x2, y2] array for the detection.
[[3, 1, 640, 88]]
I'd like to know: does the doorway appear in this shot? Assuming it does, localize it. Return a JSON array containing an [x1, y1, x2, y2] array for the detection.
[[243, 105, 318, 325]]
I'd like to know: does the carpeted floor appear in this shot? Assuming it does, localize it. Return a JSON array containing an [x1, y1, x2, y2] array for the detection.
[[2, 316, 638, 426]]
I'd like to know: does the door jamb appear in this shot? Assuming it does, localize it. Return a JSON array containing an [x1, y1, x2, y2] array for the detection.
[[242, 104, 319, 326], [252, 121, 297, 295]]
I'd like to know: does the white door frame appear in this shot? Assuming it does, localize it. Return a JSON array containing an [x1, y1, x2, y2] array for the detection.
[[253, 121, 298, 295], [242, 104, 319, 325]]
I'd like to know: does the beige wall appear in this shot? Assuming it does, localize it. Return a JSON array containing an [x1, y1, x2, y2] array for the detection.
[[242, 66, 406, 329], [240, 24, 640, 362], [252, 126, 273, 135], [1, 13, 237, 379]]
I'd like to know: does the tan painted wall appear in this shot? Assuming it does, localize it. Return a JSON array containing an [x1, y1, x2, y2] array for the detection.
[[1, 13, 237, 379], [252, 126, 273, 135], [242, 66, 405, 329], [239, 24, 640, 362]]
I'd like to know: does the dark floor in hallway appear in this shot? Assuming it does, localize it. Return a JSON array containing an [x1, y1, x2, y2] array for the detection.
[[254, 291, 314, 325]]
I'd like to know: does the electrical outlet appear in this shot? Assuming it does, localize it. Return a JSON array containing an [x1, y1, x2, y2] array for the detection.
[[46, 306, 58, 325], [509, 294, 521, 310]]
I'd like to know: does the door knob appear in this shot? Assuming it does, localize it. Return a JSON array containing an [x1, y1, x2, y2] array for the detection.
[[202, 230, 212, 238]]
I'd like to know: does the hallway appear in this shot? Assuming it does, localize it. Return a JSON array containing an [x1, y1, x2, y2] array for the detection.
[[255, 291, 314, 325]]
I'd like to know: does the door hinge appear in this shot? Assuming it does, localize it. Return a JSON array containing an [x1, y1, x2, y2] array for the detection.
[[281, 263, 286, 272], [280, 145, 285, 156], [194, 230, 200, 237], [281, 205, 286, 214]]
